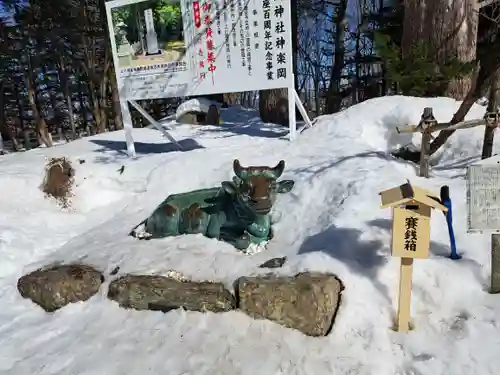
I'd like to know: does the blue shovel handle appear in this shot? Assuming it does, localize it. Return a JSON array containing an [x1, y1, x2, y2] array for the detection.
[[441, 185, 461, 260]]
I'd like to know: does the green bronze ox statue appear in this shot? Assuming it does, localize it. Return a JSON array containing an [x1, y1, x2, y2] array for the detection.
[[131, 159, 294, 251]]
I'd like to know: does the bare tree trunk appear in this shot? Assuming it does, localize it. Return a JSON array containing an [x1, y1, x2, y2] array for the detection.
[[313, 62, 321, 115], [110, 68, 123, 130], [43, 64, 64, 141], [0, 83, 19, 151], [58, 57, 76, 137], [259, 88, 288, 125], [291, 0, 298, 92], [325, 0, 348, 113], [402, 0, 478, 100], [353, 32, 361, 105], [250, 91, 257, 108], [378, 0, 387, 96], [241, 92, 249, 107], [77, 72, 88, 135], [223, 93, 238, 105], [444, 1, 478, 99], [290, 0, 302, 120], [25, 78, 52, 147], [98, 73, 109, 133], [428, 66, 489, 155], [13, 86, 30, 149], [88, 80, 101, 134], [23, 51, 52, 147], [66, 94, 76, 136], [482, 71, 500, 159]]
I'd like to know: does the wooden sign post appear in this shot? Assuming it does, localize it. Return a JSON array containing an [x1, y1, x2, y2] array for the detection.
[[380, 182, 447, 332], [419, 108, 438, 178]]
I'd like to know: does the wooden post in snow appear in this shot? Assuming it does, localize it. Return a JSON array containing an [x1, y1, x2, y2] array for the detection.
[[481, 112, 500, 160], [397, 257, 414, 331], [419, 108, 437, 178], [481, 71, 500, 159], [491, 234, 500, 293], [380, 182, 447, 332]]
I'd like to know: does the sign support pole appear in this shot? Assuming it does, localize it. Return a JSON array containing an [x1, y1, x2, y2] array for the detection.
[[288, 86, 297, 141], [293, 89, 313, 129], [121, 99, 136, 157], [396, 257, 413, 332], [128, 100, 183, 150]]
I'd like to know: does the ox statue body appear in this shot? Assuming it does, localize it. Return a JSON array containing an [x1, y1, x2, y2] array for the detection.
[[131, 159, 294, 250]]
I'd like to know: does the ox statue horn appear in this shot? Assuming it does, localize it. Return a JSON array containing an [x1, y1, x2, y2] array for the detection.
[[233, 159, 245, 179], [272, 160, 285, 179]]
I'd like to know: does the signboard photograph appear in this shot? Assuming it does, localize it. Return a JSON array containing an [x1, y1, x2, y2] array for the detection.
[[108, 0, 190, 99], [106, 0, 294, 99], [111, 1, 187, 69]]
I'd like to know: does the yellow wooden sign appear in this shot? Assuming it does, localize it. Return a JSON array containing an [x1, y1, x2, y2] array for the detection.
[[380, 181, 446, 260], [391, 203, 431, 259], [379, 181, 447, 332]]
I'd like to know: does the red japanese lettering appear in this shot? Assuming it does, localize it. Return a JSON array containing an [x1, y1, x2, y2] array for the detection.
[[198, 47, 203, 56], [204, 15, 211, 25], [207, 51, 215, 63], [193, 2, 201, 28], [206, 27, 213, 38], [200, 72, 206, 80], [199, 61, 205, 68], [206, 39, 214, 50], [208, 64, 216, 72], [202, 1, 211, 12]]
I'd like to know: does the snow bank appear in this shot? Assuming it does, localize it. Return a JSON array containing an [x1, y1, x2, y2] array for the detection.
[[306, 95, 488, 165], [0, 97, 499, 375]]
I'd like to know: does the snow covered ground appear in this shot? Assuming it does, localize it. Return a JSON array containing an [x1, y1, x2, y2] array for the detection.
[[0, 96, 499, 375]]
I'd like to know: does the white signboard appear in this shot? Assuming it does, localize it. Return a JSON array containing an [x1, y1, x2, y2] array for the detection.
[[105, 0, 294, 100], [467, 163, 500, 233]]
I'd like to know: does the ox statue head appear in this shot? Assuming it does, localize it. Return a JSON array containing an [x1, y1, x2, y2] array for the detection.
[[221, 159, 295, 215]]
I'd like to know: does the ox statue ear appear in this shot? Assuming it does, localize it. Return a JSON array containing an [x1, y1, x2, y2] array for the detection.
[[232, 176, 242, 186], [276, 179, 294, 193], [222, 181, 238, 195]]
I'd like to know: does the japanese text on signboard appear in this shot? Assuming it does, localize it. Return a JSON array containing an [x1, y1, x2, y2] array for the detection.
[[194, 1, 217, 83], [404, 217, 418, 252]]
